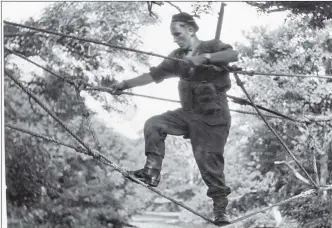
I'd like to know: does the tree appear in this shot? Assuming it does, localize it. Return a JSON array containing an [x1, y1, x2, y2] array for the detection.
[[5, 2, 157, 113], [232, 14, 332, 228], [246, 1, 332, 28], [4, 2, 159, 227]]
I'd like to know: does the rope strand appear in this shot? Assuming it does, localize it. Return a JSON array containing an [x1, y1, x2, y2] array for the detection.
[[233, 73, 319, 189], [3, 20, 226, 73], [4, 70, 215, 224], [7, 44, 331, 124], [6, 47, 297, 122], [5, 47, 75, 85], [226, 185, 332, 226], [5, 124, 86, 154], [6, 122, 331, 227], [240, 70, 332, 80], [4, 20, 332, 80], [4, 19, 332, 226]]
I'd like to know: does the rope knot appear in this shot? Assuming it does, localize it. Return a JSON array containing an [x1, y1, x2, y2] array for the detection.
[[73, 77, 88, 93], [230, 65, 243, 72], [75, 145, 88, 155], [233, 73, 245, 87], [246, 70, 255, 76], [89, 148, 101, 159]]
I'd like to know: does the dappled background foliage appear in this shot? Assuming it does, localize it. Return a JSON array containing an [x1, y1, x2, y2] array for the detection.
[[5, 2, 158, 227], [4, 1, 332, 228], [247, 1, 332, 28]]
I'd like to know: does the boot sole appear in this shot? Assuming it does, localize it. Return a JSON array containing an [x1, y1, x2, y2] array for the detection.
[[127, 174, 160, 187], [215, 221, 231, 227]]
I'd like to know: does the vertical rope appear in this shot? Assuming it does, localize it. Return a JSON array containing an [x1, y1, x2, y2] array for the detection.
[[233, 72, 319, 189], [306, 125, 320, 184]]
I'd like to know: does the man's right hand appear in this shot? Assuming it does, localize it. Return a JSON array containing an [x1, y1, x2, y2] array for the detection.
[[109, 81, 129, 95], [101, 73, 154, 95]]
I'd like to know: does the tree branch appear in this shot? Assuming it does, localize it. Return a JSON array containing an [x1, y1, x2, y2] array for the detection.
[[146, 2, 159, 18], [274, 161, 310, 185], [165, 2, 182, 13], [267, 7, 289, 13]]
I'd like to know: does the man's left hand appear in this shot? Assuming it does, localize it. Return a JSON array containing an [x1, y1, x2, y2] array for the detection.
[[184, 55, 208, 66]]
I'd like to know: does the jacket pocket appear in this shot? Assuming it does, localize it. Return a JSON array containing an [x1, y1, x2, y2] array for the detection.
[[193, 82, 221, 115]]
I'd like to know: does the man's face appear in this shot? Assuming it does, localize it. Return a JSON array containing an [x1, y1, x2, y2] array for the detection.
[[170, 22, 193, 50]]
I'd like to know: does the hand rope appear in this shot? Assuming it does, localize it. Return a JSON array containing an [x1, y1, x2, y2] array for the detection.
[[4, 20, 332, 80]]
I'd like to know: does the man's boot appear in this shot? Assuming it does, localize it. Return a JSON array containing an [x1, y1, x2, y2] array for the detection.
[[213, 197, 231, 227], [127, 153, 162, 187], [127, 167, 161, 187]]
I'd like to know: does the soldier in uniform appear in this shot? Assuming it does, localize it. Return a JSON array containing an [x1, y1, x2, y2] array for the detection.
[[110, 12, 239, 226]]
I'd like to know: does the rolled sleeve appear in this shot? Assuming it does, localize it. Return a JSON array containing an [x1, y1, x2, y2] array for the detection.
[[149, 50, 179, 83], [211, 39, 233, 52]]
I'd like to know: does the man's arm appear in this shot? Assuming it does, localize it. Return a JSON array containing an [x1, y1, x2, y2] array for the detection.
[[115, 50, 179, 91], [184, 49, 238, 67], [206, 49, 239, 64], [209, 40, 239, 64], [123, 73, 154, 89], [111, 62, 176, 93], [185, 40, 239, 66]]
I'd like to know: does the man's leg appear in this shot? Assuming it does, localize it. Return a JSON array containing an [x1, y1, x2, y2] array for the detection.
[[129, 108, 189, 187], [189, 117, 231, 226]]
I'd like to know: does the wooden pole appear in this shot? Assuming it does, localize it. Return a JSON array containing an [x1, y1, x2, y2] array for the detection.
[[215, 2, 226, 40]]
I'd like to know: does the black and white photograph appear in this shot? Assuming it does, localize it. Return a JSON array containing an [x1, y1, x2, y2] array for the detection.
[[2, 1, 332, 228]]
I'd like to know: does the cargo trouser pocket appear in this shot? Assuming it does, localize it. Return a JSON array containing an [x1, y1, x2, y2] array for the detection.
[[195, 113, 231, 152], [178, 80, 194, 111]]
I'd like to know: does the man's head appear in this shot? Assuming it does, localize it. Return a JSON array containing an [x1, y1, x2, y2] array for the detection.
[[170, 12, 199, 50]]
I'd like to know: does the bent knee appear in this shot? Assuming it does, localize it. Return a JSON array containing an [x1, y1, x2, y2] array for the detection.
[[144, 116, 166, 133]]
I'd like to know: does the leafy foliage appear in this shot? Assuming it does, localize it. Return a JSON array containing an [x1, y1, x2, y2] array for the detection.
[[5, 2, 158, 227], [232, 14, 332, 228], [5, 130, 53, 207], [5, 2, 332, 228], [5, 2, 157, 114], [246, 1, 332, 28]]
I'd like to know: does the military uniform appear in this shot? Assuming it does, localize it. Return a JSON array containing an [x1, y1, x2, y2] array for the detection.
[[133, 40, 233, 221]]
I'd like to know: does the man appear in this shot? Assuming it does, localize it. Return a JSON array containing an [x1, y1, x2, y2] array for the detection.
[[110, 12, 238, 226]]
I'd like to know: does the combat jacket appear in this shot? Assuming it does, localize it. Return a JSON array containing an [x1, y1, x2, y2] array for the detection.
[[149, 39, 232, 125]]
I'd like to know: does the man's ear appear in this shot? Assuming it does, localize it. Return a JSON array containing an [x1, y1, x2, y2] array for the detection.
[[188, 26, 195, 36]]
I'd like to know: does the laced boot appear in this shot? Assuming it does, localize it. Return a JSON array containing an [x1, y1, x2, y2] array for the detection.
[[213, 197, 231, 227], [214, 213, 231, 227], [127, 167, 161, 187]]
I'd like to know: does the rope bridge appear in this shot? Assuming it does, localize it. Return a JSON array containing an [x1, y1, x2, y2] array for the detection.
[[4, 20, 332, 227], [5, 47, 331, 124]]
